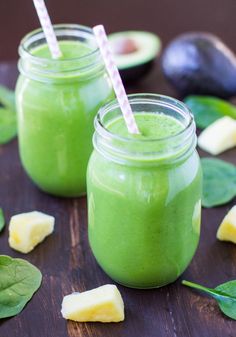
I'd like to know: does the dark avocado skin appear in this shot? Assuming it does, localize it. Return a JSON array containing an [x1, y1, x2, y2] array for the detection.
[[162, 32, 236, 98], [120, 60, 154, 83]]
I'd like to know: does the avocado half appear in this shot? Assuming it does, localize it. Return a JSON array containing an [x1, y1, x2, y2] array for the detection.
[[108, 31, 161, 83]]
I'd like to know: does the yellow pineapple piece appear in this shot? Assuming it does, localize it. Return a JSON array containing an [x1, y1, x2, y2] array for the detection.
[[61, 284, 125, 323], [9, 211, 54, 253], [198, 116, 236, 155], [217, 206, 236, 243]]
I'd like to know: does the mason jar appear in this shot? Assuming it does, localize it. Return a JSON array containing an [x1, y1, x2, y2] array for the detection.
[[16, 24, 114, 197], [87, 94, 202, 289]]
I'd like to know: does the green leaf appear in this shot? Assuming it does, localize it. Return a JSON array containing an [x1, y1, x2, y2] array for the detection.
[[182, 280, 236, 320], [201, 158, 236, 207], [216, 281, 236, 320], [0, 85, 17, 144], [0, 255, 42, 319], [0, 209, 5, 232], [0, 107, 17, 144], [184, 95, 236, 129], [0, 85, 15, 111]]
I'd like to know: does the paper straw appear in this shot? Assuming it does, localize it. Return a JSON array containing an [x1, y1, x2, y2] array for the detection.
[[32, 0, 62, 59], [93, 25, 140, 134]]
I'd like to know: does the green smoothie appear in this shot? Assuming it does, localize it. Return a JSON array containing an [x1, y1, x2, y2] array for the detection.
[[87, 109, 202, 288], [16, 26, 114, 196], [108, 113, 183, 138]]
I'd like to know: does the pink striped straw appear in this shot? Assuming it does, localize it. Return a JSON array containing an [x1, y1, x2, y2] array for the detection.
[[32, 0, 62, 59], [93, 25, 140, 134]]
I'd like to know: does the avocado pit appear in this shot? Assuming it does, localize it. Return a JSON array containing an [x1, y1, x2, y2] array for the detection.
[[108, 31, 161, 83], [111, 38, 139, 55]]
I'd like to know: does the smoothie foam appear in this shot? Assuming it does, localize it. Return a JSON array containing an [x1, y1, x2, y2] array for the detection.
[[107, 113, 184, 139]]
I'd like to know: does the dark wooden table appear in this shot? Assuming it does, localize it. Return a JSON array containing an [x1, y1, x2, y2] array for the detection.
[[1, 1, 236, 336], [0, 60, 236, 337]]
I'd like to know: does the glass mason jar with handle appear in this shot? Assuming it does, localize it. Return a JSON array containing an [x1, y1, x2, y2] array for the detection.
[[16, 24, 114, 197], [87, 94, 202, 289]]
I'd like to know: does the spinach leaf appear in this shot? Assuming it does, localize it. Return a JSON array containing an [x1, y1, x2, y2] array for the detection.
[[201, 158, 236, 208], [216, 280, 236, 320], [0, 85, 15, 111], [0, 107, 17, 144], [0, 85, 17, 145], [0, 209, 5, 232], [184, 96, 236, 129], [0, 255, 42, 319], [182, 280, 236, 320]]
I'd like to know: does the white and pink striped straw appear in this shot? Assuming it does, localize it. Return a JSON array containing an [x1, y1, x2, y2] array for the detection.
[[93, 25, 140, 134], [32, 0, 62, 59]]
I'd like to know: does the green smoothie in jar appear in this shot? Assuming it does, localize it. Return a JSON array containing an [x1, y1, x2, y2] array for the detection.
[[16, 24, 114, 197], [87, 94, 202, 289]]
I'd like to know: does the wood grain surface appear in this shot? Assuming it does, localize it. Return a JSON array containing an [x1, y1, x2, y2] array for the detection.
[[0, 62, 236, 337], [0, 1, 236, 336]]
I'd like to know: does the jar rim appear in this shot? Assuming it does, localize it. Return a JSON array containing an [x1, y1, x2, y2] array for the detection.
[[95, 93, 194, 143], [19, 23, 100, 66]]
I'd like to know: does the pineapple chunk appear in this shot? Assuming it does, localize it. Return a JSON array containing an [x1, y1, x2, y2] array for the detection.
[[9, 211, 54, 253], [198, 116, 236, 155], [61, 284, 125, 323], [217, 205, 236, 243]]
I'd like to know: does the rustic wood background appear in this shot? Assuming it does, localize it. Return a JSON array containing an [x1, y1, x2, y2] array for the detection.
[[0, 0, 236, 336]]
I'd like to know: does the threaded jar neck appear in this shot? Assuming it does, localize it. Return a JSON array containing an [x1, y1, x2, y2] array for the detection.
[[18, 24, 105, 82], [94, 94, 197, 166]]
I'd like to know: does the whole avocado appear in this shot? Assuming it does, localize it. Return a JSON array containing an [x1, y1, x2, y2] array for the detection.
[[162, 32, 236, 98]]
